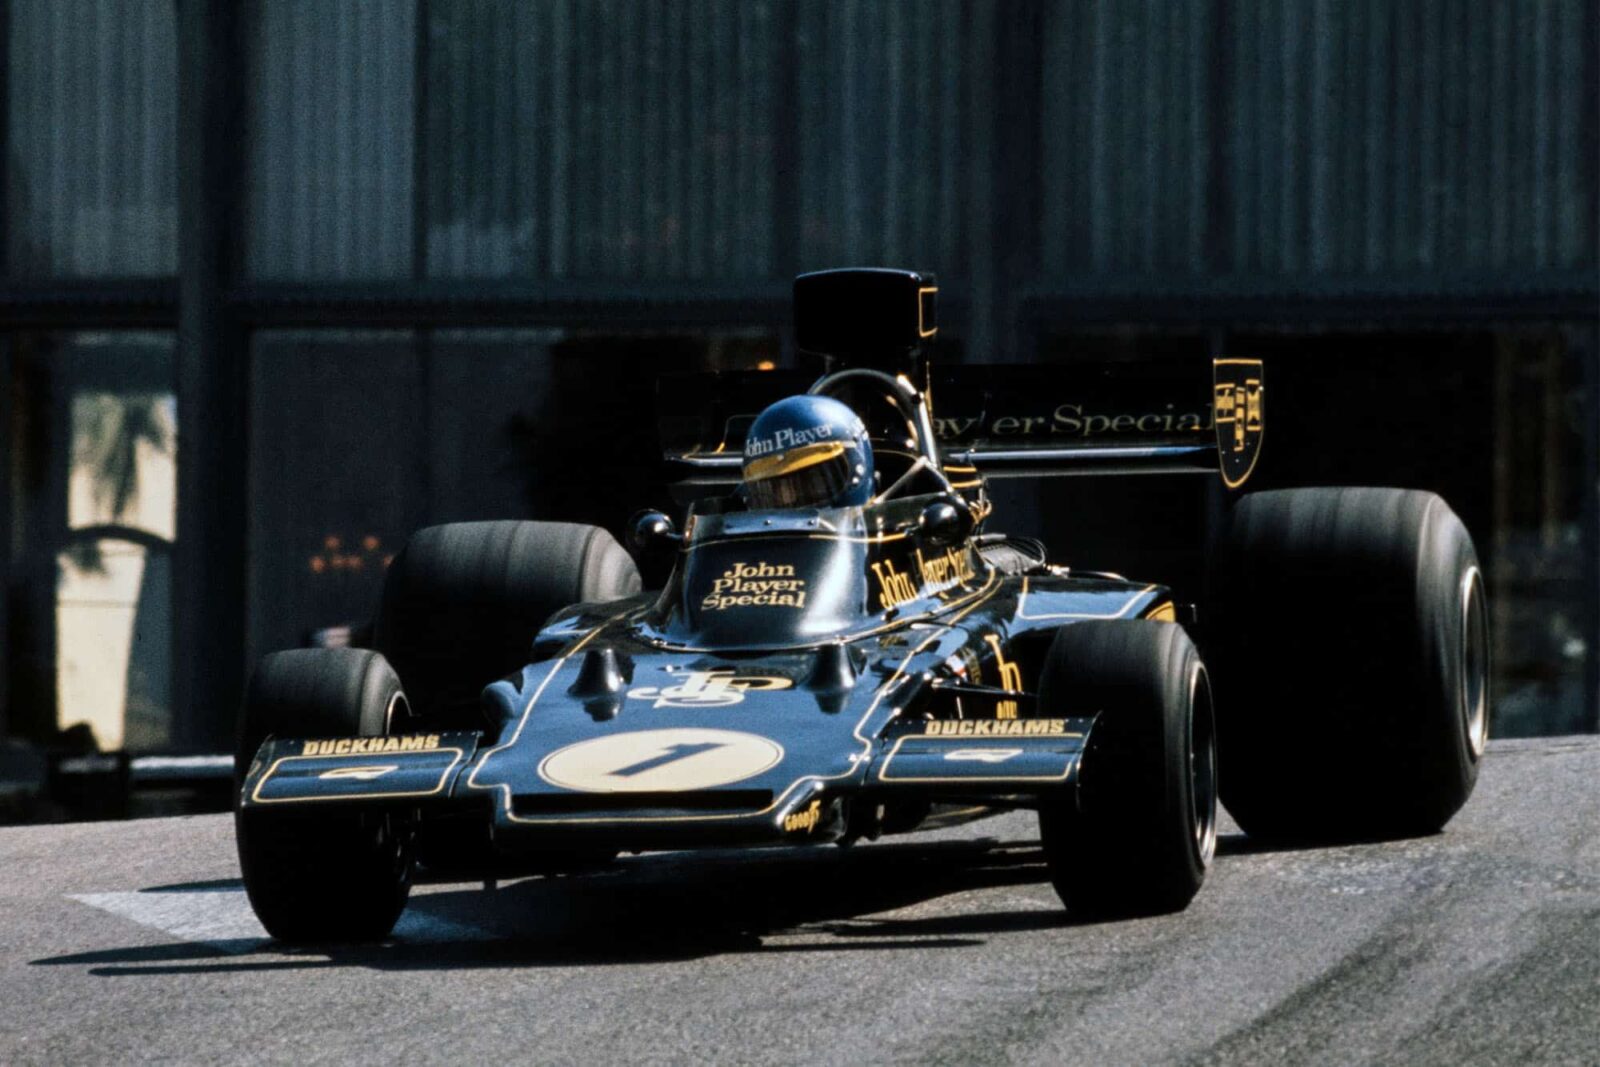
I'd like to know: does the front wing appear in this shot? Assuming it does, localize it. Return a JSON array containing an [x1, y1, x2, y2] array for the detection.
[[238, 716, 1095, 847]]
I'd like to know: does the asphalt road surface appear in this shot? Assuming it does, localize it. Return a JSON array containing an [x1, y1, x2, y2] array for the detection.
[[1, 736, 1596, 1066]]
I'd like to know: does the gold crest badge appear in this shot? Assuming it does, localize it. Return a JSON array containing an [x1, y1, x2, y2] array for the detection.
[[1213, 358, 1265, 489]]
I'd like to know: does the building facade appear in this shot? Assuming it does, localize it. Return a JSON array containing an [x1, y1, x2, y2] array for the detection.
[[1, 0, 1596, 767]]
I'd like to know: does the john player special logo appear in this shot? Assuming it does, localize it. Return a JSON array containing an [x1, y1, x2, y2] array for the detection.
[[871, 546, 975, 611], [702, 561, 809, 611], [627, 670, 793, 708], [744, 423, 836, 458]]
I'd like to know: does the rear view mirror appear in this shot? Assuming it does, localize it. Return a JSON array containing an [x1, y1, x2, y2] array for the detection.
[[629, 510, 681, 551], [918, 499, 968, 547]]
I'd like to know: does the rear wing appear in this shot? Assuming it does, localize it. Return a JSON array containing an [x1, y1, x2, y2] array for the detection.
[[660, 356, 1264, 491]]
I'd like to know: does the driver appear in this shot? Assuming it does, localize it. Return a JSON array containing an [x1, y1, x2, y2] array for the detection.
[[742, 395, 874, 510]]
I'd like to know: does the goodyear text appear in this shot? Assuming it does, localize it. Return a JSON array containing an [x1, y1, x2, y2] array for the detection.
[[783, 798, 824, 834]]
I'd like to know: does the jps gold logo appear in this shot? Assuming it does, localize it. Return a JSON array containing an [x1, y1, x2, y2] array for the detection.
[[627, 670, 793, 708], [701, 561, 808, 611]]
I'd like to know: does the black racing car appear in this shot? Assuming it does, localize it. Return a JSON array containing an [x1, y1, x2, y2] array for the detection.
[[234, 268, 1489, 943]]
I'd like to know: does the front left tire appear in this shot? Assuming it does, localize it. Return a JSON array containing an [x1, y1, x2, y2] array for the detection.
[[235, 648, 413, 943]]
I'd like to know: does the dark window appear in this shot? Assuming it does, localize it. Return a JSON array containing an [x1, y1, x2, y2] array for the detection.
[[5, 0, 177, 277], [247, 330, 423, 659], [244, 0, 415, 280], [423, 1, 780, 280]]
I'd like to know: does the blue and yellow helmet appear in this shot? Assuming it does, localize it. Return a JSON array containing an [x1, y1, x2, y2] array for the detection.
[[742, 395, 874, 510]]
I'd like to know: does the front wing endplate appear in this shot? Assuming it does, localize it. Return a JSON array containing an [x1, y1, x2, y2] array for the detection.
[[240, 731, 481, 807], [869, 716, 1096, 788]]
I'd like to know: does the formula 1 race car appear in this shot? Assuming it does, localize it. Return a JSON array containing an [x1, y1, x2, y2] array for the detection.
[[234, 268, 1489, 943]]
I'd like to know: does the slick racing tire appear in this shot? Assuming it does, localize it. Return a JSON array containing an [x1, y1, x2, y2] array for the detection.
[[374, 520, 640, 729], [1207, 488, 1489, 841], [1037, 620, 1218, 917], [235, 648, 413, 944]]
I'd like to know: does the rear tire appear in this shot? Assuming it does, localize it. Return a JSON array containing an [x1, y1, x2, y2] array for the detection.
[[235, 648, 413, 943], [373, 520, 640, 729], [1037, 620, 1217, 917], [374, 521, 637, 874], [1207, 487, 1488, 841]]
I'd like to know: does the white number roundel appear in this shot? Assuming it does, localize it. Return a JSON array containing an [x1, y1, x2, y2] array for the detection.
[[537, 728, 784, 793]]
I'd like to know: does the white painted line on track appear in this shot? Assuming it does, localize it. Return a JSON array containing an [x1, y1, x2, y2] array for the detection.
[[69, 889, 266, 954], [67, 887, 493, 953]]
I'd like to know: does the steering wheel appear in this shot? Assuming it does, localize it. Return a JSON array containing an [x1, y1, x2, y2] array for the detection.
[[807, 368, 955, 501]]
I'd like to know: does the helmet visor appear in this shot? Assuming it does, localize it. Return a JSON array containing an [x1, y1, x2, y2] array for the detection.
[[744, 442, 854, 510]]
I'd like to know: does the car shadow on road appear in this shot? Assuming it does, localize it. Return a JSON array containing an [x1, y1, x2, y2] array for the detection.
[[1214, 828, 1447, 857], [36, 834, 1102, 976]]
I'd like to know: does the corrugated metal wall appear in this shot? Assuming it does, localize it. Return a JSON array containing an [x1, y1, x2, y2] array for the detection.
[[421, 0, 979, 282], [4, 0, 177, 277], [245, 0, 415, 281], [1036, 0, 1598, 283], [4, 0, 1592, 288], [792, 0, 975, 275], [424, 0, 782, 281], [254, 0, 989, 284], [1039, 0, 1213, 275], [1223, 0, 1595, 276]]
